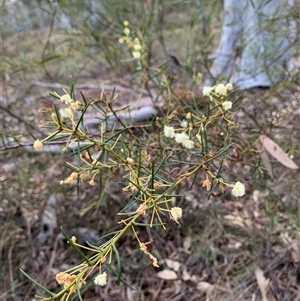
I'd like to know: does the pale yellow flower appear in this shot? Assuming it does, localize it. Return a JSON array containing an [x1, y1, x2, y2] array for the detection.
[[202, 86, 213, 96], [118, 37, 124, 44], [170, 207, 182, 222], [174, 133, 194, 149], [94, 271, 107, 286], [123, 27, 130, 36], [222, 101, 232, 111], [123, 20, 129, 26], [59, 108, 73, 118], [126, 157, 135, 165], [33, 140, 43, 151], [215, 84, 227, 96], [164, 125, 176, 138], [231, 181, 246, 197], [132, 51, 141, 59], [226, 83, 233, 91], [182, 139, 194, 149], [60, 94, 72, 104], [133, 43, 142, 51], [180, 120, 188, 128], [186, 112, 191, 119], [174, 132, 189, 144]]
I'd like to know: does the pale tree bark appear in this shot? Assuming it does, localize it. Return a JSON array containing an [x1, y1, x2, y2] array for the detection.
[[209, 0, 296, 89]]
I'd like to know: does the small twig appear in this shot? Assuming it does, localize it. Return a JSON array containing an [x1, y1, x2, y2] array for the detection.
[[10, 80, 148, 95], [8, 241, 16, 300], [0, 103, 45, 135], [0, 140, 66, 152]]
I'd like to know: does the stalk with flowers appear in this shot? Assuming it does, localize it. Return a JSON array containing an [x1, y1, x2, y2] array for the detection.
[[23, 77, 247, 300]]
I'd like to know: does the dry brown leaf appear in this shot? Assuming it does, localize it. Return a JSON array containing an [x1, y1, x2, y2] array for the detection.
[[157, 269, 178, 280], [261, 135, 298, 169], [182, 268, 191, 281], [255, 267, 269, 301], [260, 148, 274, 179], [224, 215, 246, 228], [288, 241, 300, 263], [196, 281, 214, 294], [183, 236, 192, 252], [165, 259, 181, 272], [255, 267, 276, 301]]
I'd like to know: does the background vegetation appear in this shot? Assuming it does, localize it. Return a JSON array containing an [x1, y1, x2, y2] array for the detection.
[[1, 0, 299, 300]]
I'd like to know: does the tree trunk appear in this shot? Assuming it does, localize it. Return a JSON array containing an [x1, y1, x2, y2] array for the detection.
[[209, 0, 296, 89]]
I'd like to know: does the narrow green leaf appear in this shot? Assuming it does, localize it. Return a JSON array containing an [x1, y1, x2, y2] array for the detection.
[[20, 268, 54, 297], [60, 227, 90, 264], [70, 82, 75, 100], [75, 100, 93, 132], [52, 103, 62, 127], [112, 244, 122, 285], [104, 263, 136, 290]]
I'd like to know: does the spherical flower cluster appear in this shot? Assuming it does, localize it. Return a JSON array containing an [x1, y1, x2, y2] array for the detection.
[[202, 86, 213, 96], [59, 108, 73, 119], [202, 83, 233, 97], [226, 83, 233, 91], [231, 181, 246, 197], [180, 119, 188, 128], [119, 20, 143, 60], [170, 207, 182, 222], [164, 125, 194, 149], [33, 139, 43, 151], [222, 101, 233, 111], [60, 94, 72, 104], [174, 132, 188, 144], [123, 27, 130, 36], [164, 125, 176, 138], [94, 271, 107, 286], [126, 157, 135, 165], [175, 132, 195, 149], [215, 83, 227, 96]]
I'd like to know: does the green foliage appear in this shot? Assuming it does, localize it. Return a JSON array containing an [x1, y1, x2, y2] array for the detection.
[[1, 1, 299, 300]]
